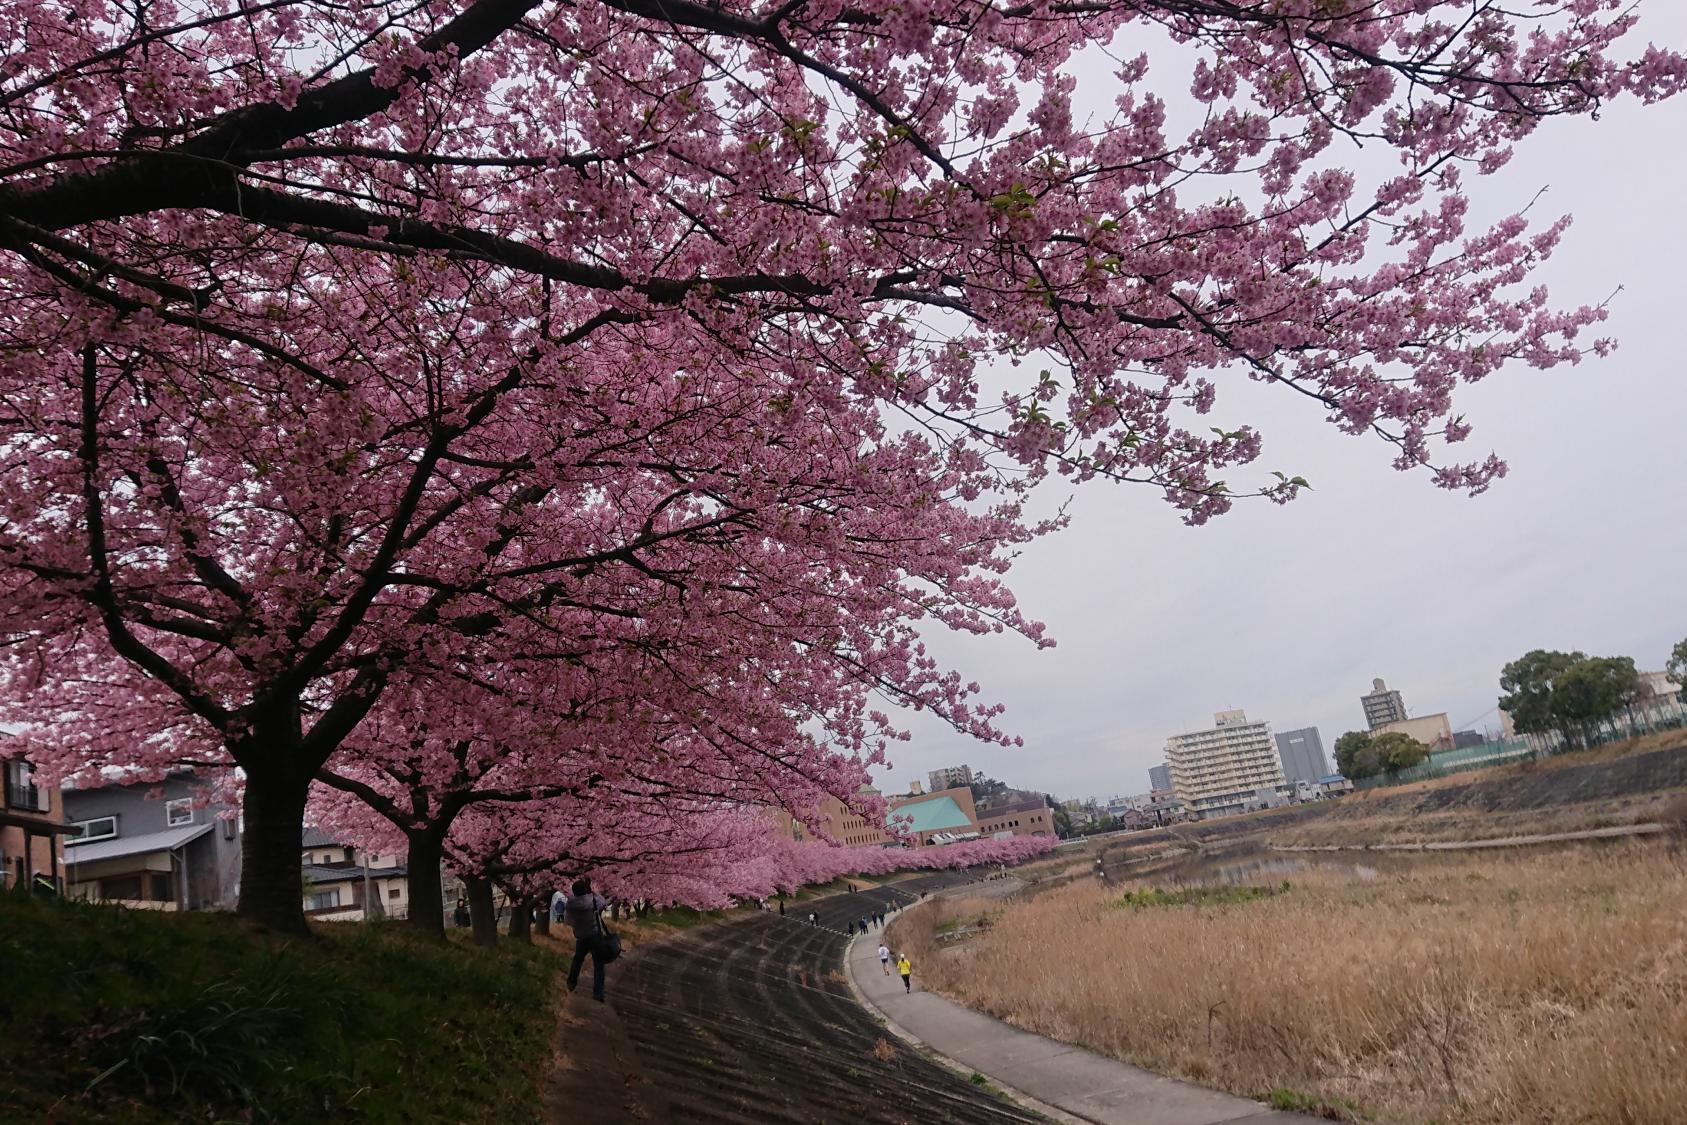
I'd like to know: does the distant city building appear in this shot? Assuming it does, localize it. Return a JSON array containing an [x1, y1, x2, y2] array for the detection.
[[1106, 793, 1153, 819], [1273, 727, 1330, 786], [1165, 710, 1286, 820], [1361, 678, 1408, 730], [1640, 670, 1682, 704], [975, 793, 1054, 839], [1148, 763, 1171, 791], [927, 765, 974, 792], [1375, 712, 1453, 752], [1452, 729, 1485, 750]]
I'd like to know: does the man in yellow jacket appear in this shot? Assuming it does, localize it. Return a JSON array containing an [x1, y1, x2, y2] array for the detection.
[[896, 954, 913, 994]]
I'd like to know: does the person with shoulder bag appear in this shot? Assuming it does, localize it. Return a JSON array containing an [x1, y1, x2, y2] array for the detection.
[[564, 877, 615, 1002]]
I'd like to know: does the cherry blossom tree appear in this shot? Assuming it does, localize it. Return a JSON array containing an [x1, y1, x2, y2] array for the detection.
[[2, 0, 1682, 930]]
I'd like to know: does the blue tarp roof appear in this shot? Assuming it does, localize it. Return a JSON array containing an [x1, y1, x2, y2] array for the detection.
[[891, 795, 974, 834]]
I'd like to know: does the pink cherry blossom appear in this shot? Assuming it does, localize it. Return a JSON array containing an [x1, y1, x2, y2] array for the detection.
[[0, 0, 1679, 929]]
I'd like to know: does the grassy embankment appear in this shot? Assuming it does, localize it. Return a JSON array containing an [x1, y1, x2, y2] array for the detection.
[[890, 841, 1687, 1124], [0, 894, 562, 1123], [1061, 730, 1687, 869]]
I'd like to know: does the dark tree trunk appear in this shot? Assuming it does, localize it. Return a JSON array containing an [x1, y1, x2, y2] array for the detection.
[[508, 896, 532, 943], [405, 828, 448, 940], [465, 875, 498, 947], [236, 748, 313, 935], [534, 897, 551, 937]]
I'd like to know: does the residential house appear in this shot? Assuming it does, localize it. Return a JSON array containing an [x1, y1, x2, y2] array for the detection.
[[63, 773, 241, 910], [1317, 774, 1355, 798], [300, 827, 410, 921], [2, 753, 75, 893]]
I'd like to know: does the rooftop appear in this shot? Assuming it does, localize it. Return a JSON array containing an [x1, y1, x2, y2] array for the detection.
[[889, 795, 974, 835], [304, 862, 407, 883], [63, 823, 213, 864]]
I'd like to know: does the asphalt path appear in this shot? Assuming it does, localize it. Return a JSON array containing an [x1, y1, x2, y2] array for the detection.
[[597, 872, 1042, 1124]]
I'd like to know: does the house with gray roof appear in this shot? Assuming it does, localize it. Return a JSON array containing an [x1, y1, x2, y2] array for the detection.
[[63, 772, 241, 910]]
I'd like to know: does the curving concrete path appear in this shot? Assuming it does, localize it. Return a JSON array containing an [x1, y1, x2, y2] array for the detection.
[[846, 930, 1296, 1125]]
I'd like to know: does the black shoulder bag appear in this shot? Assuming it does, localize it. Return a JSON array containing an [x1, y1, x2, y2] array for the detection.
[[595, 907, 623, 963]]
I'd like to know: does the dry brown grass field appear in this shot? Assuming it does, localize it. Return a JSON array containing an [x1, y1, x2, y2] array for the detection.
[[891, 842, 1687, 1123]]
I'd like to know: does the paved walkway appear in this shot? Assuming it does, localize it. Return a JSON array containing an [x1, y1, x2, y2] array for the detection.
[[846, 934, 1297, 1124]]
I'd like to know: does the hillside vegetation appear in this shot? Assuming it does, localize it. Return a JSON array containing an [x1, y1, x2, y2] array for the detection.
[[0, 895, 561, 1123]]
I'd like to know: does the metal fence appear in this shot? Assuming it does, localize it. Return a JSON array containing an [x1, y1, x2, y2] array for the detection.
[[1351, 736, 1538, 789], [1352, 695, 1686, 791]]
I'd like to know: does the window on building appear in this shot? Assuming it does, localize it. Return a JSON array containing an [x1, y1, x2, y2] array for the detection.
[[388, 886, 401, 900], [165, 798, 194, 827], [307, 888, 340, 911], [149, 873, 172, 903], [70, 816, 118, 844]]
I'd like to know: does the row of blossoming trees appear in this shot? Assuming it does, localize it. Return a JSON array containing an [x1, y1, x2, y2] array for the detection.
[[0, 0, 1680, 934]]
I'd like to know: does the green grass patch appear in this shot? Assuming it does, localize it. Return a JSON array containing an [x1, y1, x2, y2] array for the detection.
[[0, 891, 561, 1122], [1267, 1086, 1363, 1119], [1114, 884, 1283, 909]]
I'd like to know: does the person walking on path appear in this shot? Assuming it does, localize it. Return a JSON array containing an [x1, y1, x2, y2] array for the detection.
[[846, 920, 855, 936], [859, 915, 869, 933], [809, 911, 818, 926], [878, 943, 891, 975], [564, 877, 611, 1003], [897, 953, 913, 993]]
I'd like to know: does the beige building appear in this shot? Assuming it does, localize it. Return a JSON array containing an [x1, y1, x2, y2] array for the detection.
[[767, 789, 894, 848], [927, 765, 974, 792], [300, 828, 410, 921], [1166, 710, 1286, 820], [1374, 712, 1453, 751], [975, 794, 1054, 838]]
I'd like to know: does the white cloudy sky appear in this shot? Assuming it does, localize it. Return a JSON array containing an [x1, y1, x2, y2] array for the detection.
[[872, 8, 1687, 802]]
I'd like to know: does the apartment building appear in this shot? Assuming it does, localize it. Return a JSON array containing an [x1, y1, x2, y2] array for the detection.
[[1166, 710, 1286, 820], [927, 765, 974, 792], [1361, 678, 1408, 730]]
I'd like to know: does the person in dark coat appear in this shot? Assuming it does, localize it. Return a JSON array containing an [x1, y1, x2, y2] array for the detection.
[[564, 877, 611, 1002]]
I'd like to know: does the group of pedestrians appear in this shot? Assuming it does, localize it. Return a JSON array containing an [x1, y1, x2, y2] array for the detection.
[[554, 877, 926, 1005], [844, 908, 888, 936]]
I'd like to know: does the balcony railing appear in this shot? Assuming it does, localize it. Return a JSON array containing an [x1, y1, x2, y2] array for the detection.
[[4, 777, 50, 813]]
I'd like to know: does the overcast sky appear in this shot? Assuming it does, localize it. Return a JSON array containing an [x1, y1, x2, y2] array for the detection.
[[872, 9, 1687, 802]]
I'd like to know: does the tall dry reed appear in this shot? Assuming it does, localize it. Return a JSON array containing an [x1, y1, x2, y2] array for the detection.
[[902, 843, 1687, 1123]]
